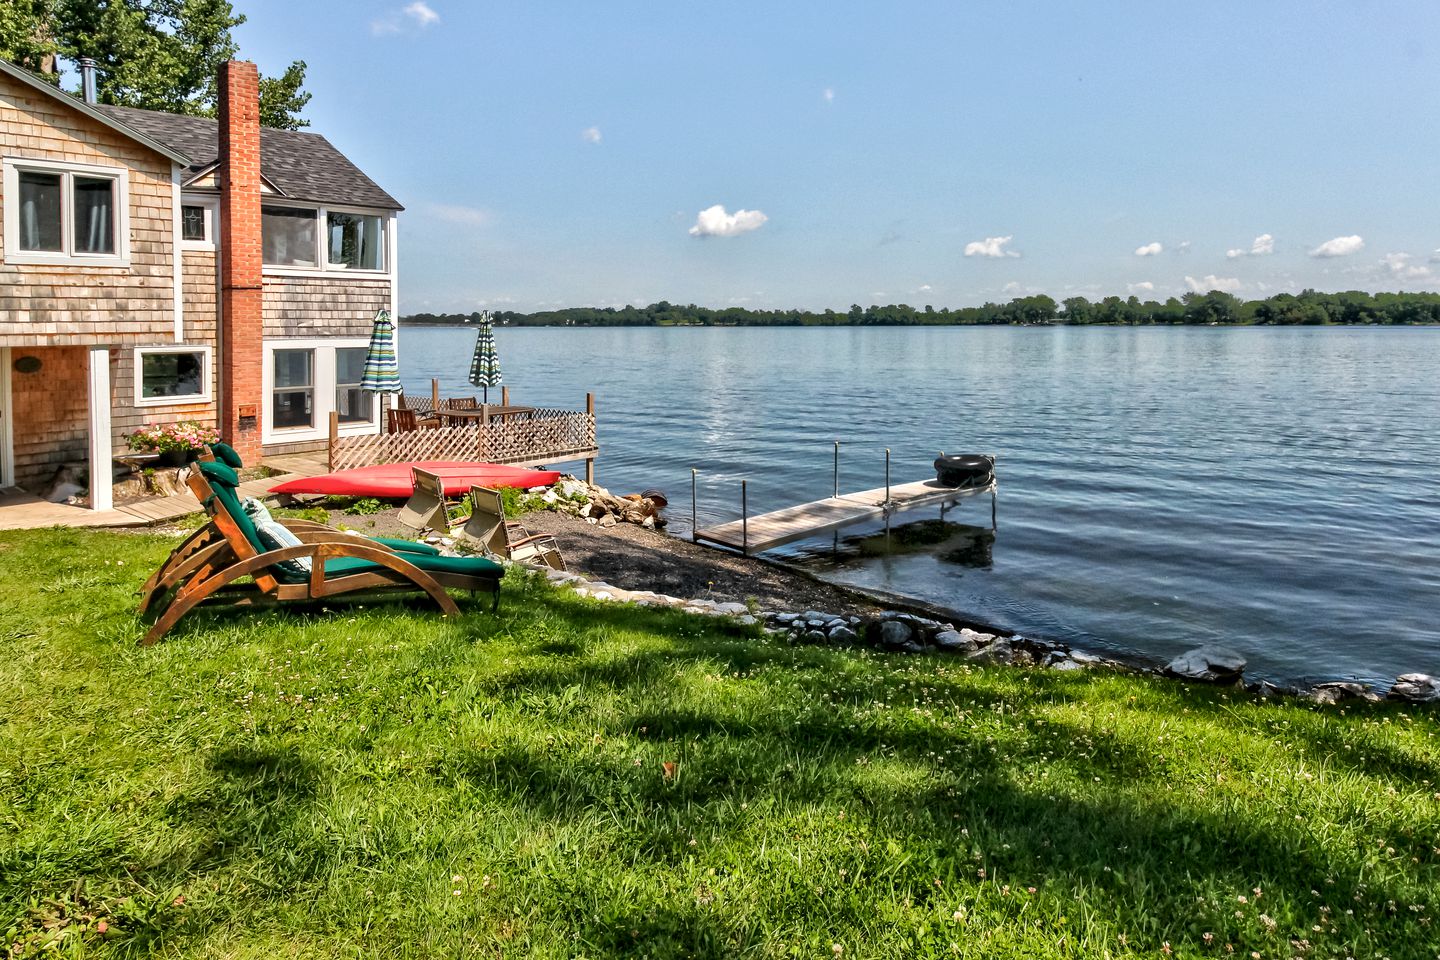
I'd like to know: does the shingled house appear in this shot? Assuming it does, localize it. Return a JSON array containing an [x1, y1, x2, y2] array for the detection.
[[0, 57, 401, 509]]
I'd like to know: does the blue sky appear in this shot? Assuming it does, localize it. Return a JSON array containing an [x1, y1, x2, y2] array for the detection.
[[235, 0, 1440, 313]]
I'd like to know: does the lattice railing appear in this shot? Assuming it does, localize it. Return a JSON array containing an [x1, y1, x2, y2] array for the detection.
[[330, 408, 597, 472]]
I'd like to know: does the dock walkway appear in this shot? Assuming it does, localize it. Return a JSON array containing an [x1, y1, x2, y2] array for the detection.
[[693, 478, 995, 554]]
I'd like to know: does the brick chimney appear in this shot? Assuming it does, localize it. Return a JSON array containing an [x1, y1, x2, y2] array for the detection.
[[218, 60, 263, 463]]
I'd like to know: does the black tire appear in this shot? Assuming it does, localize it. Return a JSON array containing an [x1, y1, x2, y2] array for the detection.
[[934, 454, 993, 487]]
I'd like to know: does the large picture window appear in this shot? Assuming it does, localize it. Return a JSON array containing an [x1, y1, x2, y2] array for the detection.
[[262, 340, 382, 442], [261, 204, 387, 273], [3, 159, 128, 266], [135, 347, 211, 406], [328, 212, 384, 270], [272, 349, 315, 429], [262, 207, 318, 267]]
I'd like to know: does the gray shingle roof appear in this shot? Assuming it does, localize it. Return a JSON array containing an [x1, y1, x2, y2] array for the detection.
[[95, 104, 402, 211]]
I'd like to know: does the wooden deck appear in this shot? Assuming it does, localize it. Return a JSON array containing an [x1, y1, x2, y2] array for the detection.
[[693, 478, 996, 554], [0, 456, 325, 532]]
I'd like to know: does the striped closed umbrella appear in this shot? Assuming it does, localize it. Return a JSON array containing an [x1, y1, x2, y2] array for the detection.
[[359, 309, 402, 393], [468, 310, 503, 404]]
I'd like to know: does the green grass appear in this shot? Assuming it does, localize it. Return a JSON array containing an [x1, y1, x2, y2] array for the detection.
[[1, 529, 1437, 959]]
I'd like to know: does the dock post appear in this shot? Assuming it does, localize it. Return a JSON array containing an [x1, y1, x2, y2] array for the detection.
[[691, 469, 698, 543], [584, 393, 597, 485], [502, 386, 510, 406], [884, 448, 891, 506], [991, 487, 997, 532], [833, 440, 840, 498], [431, 377, 440, 412], [741, 480, 748, 556]]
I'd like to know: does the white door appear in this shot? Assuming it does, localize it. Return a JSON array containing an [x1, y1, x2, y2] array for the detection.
[[0, 347, 12, 487]]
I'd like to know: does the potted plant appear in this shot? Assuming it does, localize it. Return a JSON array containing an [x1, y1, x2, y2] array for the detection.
[[126, 421, 221, 467]]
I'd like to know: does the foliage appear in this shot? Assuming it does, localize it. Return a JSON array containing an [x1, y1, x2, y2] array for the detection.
[[0, 0, 58, 77], [320, 495, 386, 516], [270, 505, 329, 524], [402, 289, 1440, 329], [124, 420, 219, 454], [2, 527, 1437, 958], [0, 0, 310, 129]]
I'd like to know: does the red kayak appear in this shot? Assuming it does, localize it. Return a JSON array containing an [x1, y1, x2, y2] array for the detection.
[[270, 461, 562, 498]]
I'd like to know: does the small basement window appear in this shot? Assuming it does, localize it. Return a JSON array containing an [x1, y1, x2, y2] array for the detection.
[[135, 347, 211, 406]]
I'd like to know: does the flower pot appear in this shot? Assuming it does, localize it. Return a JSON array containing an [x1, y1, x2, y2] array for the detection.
[[156, 449, 191, 468]]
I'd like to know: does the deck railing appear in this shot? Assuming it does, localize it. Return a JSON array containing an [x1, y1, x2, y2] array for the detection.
[[328, 405, 598, 475]]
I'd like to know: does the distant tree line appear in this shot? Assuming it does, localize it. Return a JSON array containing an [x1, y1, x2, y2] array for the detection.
[[401, 290, 1440, 328]]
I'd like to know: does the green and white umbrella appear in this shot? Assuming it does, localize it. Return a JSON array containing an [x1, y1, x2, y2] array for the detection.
[[359, 309, 402, 393], [468, 310, 503, 404]]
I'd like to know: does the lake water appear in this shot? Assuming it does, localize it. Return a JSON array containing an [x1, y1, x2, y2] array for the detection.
[[401, 325, 1440, 686]]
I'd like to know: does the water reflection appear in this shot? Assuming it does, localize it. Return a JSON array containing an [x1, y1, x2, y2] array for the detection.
[[798, 518, 996, 571]]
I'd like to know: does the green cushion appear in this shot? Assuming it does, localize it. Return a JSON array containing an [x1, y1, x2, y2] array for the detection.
[[372, 537, 441, 555], [210, 441, 244, 469], [197, 461, 266, 555], [197, 460, 239, 487], [321, 553, 504, 580]]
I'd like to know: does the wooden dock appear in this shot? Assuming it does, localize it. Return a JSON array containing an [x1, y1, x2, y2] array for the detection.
[[693, 478, 996, 554]]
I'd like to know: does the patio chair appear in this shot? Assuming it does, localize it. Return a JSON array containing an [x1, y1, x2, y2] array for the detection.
[[397, 467, 450, 531], [140, 443, 438, 613], [457, 485, 566, 571], [396, 393, 443, 428], [388, 408, 442, 434], [138, 460, 502, 645]]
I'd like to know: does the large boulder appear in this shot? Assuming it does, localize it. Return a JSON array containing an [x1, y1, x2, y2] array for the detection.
[[1387, 674, 1440, 704], [1164, 646, 1247, 683], [878, 620, 912, 649]]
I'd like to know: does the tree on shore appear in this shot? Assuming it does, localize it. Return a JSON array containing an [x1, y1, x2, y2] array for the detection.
[[402, 289, 1440, 329], [0, 0, 311, 129]]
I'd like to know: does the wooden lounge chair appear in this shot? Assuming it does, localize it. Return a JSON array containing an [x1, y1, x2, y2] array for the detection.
[[388, 408, 442, 434], [397, 467, 449, 531], [458, 485, 566, 571], [139, 460, 502, 645], [139, 443, 438, 614]]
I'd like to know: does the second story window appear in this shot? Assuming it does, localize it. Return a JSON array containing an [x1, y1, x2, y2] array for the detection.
[[261, 204, 386, 272], [2, 159, 129, 266], [262, 206, 318, 267]]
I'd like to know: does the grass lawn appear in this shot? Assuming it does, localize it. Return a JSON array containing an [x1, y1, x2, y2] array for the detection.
[[2, 528, 1437, 959]]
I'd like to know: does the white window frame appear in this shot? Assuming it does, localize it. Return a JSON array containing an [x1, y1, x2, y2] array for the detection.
[[179, 195, 219, 250], [261, 202, 393, 278], [261, 338, 382, 443], [2, 156, 131, 267], [134, 345, 213, 408]]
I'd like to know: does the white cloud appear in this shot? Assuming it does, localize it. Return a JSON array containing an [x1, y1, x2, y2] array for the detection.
[[1229, 233, 1275, 259], [428, 203, 490, 226], [1185, 275, 1242, 293], [1002, 281, 1023, 295], [823, 88, 835, 102], [1134, 241, 1163, 257], [1381, 252, 1433, 281], [404, 1, 440, 26], [964, 235, 1020, 258], [1431, 248, 1440, 264], [688, 204, 768, 238], [1127, 281, 1155, 294], [1177, 240, 1192, 253], [918, 284, 933, 293], [581, 126, 602, 144], [372, 1, 438, 34], [1310, 235, 1364, 258]]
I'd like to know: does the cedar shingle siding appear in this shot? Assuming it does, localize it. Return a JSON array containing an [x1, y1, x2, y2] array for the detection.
[[1, 59, 398, 497]]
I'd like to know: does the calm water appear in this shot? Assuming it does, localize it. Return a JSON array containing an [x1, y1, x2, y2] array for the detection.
[[401, 325, 1440, 685]]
